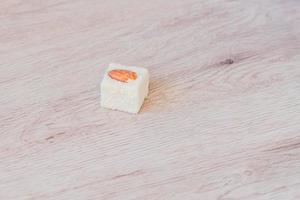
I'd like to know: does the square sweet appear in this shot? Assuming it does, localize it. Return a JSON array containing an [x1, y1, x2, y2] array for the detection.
[[101, 63, 149, 114]]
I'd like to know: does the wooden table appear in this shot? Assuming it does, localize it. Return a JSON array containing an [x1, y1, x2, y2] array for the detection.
[[1, 0, 300, 199]]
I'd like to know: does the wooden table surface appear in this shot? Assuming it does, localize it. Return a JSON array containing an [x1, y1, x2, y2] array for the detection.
[[1, 0, 300, 199]]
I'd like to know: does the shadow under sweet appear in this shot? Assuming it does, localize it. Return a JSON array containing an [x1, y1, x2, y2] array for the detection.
[[140, 78, 174, 113]]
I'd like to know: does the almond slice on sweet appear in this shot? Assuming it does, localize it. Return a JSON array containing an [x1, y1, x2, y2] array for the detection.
[[108, 69, 137, 83]]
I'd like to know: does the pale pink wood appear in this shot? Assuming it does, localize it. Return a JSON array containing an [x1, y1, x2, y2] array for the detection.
[[0, 0, 300, 199]]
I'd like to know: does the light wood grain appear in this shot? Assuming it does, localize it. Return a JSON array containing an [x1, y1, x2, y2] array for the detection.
[[1, 0, 300, 199]]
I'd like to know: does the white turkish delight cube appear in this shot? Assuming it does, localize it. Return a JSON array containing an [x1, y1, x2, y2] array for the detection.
[[101, 63, 149, 113]]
